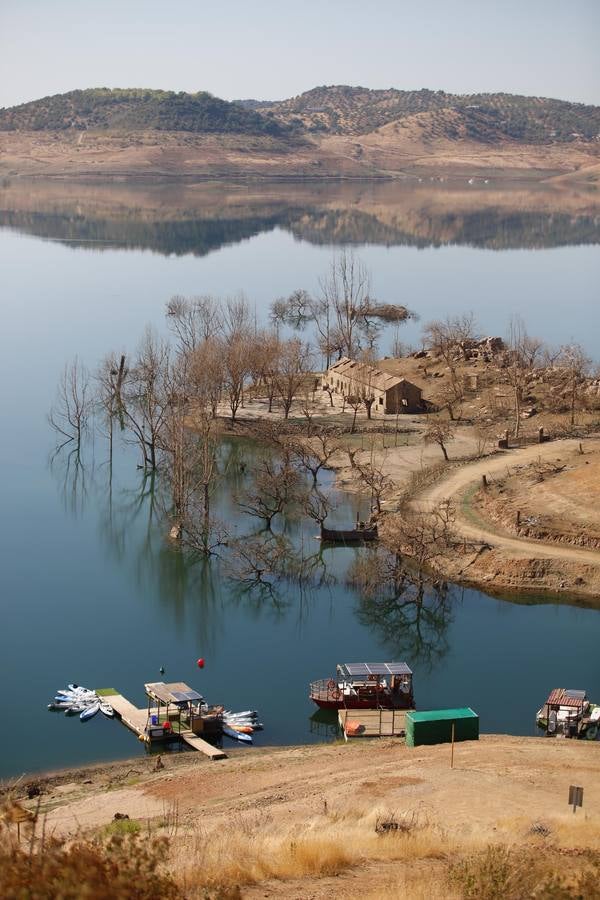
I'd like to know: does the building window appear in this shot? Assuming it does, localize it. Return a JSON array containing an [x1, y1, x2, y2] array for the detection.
[[379, 397, 383, 405]]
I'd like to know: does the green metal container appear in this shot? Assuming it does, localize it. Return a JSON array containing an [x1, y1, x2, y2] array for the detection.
[[405, 708, 479, 747]]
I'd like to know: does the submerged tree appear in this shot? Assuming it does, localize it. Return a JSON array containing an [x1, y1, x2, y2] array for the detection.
[[291, 431, 341, 485], [348, 503, 458, 664], [48, 357, 91, 452], [119, 328, 170, 470], [237, 450, 302, 530]]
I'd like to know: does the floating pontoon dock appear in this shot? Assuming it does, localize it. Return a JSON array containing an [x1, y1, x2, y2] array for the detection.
[[338, 707, 413, 739], [100, 687, 227, 760]]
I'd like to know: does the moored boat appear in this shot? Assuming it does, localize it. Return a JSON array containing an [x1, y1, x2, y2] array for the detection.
[[222, 724, 252, 743], [99, 700, 114, 718], [536, 688, 600, 739], [320, 523, 378, 543], [310, 662, 414, 710], [80, 701, 100, 721]]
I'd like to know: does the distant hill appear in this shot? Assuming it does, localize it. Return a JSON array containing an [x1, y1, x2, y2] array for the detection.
[[0, 88, 293, 137], [2, 86, 599, 146], [1, 85, 599, 180], [239, 85, 600, 144]]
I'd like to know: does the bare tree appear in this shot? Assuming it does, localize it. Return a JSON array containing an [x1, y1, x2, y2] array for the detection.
[[272, 338, 313, 419], [348, 503, 457, 663], [382, 500, 457, 573], [96, 352, 128, 463], [437, 377, 465, 422], [353, 455, 393, 515], [422, 313, 478, 420], [271, 251, 389, 365], [120, 328, 170, 470], [166, 294, 222, 353], [291, 431, 341, 485], [303, 488, 331, 526], [189, 337, 224, 419], [237, 452, 302, 530], [320, 250, 373, 358], [343, 391, 363, 434], [249, 328, 280, 413], [424, 420, 455, 461], [48, 357, 91, 451], [505, 316, 542, 438], [558, 342, 592, 426], [422, 313, 478, 372], [222, 336, 252, 424]]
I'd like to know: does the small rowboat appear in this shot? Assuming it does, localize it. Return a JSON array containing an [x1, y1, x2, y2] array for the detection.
[[229, 724, 253, 734], [100, 701, 114, 718]]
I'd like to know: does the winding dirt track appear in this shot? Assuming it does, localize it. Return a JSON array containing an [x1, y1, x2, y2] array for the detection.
[[412, 439, 600, 566]]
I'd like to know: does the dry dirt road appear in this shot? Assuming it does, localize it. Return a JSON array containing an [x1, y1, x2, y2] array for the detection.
[[412, 439, 600, 567]]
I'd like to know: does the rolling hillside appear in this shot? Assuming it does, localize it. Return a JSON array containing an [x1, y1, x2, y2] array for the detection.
[[239, 85, 600, 143], [1, 85, 599, 179], [0, 88, 294, 137]]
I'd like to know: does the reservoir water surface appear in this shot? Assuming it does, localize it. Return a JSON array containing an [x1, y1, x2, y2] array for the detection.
[[0, 178, 599, 778]]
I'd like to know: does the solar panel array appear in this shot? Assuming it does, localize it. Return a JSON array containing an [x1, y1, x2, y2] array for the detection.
[[339, 662, 412, 677]]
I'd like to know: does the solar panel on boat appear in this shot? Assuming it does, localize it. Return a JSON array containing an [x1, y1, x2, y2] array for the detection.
[[339, 663, 412, 677]]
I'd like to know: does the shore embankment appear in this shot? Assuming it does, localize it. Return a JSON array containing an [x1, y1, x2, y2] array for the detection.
[[4, 735, 599, 898]]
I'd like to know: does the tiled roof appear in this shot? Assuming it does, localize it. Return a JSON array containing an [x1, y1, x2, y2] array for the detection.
[[545, 688, 587, 709], [326, 359, 421, 394]]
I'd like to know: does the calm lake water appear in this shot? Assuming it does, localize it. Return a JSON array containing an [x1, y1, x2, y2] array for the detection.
[[0, 179, 599, 778]]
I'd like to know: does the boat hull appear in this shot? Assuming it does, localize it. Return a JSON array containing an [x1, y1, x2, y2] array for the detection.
[[312, 697, 410, 710]]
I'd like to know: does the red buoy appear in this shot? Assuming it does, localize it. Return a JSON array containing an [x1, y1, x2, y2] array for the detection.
[[197, 658, 205, 669]]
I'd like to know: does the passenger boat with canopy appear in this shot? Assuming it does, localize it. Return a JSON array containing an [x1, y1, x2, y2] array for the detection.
[[536, 688, 600, 739], [309, 662, 414, 710]]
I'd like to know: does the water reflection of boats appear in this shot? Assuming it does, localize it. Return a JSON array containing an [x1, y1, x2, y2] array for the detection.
[[310, 662, 414, 710], [536, 688, 600, 740]]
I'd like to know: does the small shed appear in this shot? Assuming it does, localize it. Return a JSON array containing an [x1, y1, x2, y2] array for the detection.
[[405, 708, 479, 747]]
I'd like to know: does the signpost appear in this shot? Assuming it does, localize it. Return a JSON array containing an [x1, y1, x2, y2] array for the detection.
[[569, 785, 583, 814]]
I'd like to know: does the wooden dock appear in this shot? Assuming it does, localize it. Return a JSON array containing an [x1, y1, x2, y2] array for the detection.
[[102, 690, 227, 760], [107, 692, 149, 737], [180, 730, 227, 760], [338, 708, 413, 739]]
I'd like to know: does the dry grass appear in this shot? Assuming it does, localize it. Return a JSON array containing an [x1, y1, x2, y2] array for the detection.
[[449, 843, 600, 900], [176, 805, 458, 894], [0, 819, 177, 900], [173, 806, 600, 898]]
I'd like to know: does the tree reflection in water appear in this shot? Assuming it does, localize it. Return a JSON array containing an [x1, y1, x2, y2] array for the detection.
[[49, 445, 89, 520], [351, 548, 455, 668], [48, 432, 338, 639]]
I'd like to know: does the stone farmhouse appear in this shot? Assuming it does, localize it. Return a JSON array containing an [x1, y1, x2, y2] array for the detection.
[[322, 357, 424, 415]]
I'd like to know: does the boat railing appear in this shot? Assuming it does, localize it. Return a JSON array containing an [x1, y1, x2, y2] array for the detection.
[[310, 678, 345, 703]]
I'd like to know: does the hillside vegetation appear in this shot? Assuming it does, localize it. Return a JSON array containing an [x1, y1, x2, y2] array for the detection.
[[0, 88, 293, 137], [2, 86, 599, 147], [243, 85, 600, 143], [2, 86, 599, 180]]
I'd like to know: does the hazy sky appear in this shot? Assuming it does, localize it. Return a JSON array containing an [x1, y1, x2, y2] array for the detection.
[[1, 1, 599, 109]]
